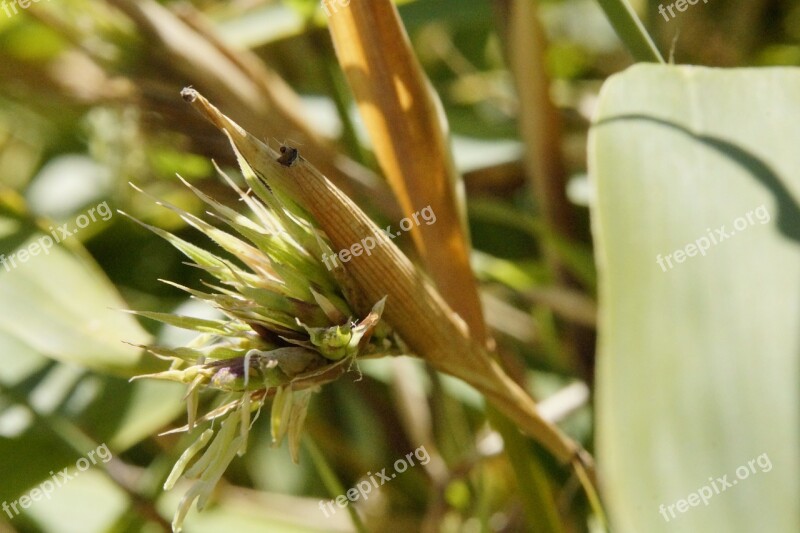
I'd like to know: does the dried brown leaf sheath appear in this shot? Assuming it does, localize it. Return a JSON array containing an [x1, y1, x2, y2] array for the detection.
[[182, 88, 589, 467], [326, 0, 486, 340]]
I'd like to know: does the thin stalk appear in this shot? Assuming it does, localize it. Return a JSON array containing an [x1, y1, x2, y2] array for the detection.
[[595, 0, 664, 63], [304, 435, 368, 533], [491, 410, 565, 533]]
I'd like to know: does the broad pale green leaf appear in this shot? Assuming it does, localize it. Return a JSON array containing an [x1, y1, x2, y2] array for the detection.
[[0, 364, 184, 505], [158, 484, 354, 533], [23, 469, 129, 533], [0, 225, 155, 376], [589, 65, 800, 532], [0, 221, 184, 512], [18, 466, 354, 533]]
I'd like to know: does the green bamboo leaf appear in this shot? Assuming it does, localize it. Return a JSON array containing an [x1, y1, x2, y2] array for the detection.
[[590, 65, 800, 533], [0, 226, 153, 376]]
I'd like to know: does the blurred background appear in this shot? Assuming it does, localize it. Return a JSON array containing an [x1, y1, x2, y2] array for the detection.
[[0, 1, 797, 532]]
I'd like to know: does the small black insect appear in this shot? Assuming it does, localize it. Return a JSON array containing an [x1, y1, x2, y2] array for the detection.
[[277, 145, 299, 167]]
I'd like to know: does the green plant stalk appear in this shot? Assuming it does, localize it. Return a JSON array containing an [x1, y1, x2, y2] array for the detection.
[[490, 409, 565, 533], [304, 436, 367, 533], [595, 0, 664, 63]]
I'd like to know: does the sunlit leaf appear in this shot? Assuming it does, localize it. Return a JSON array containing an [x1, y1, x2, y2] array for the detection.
[[590, 65, 800, 533]]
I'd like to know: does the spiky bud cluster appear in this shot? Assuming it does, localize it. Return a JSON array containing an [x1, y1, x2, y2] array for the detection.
[[126, 151, 394, 532]]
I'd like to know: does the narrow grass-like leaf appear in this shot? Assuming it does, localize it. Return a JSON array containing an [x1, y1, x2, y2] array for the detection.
[[595, 0, 664, 63]]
